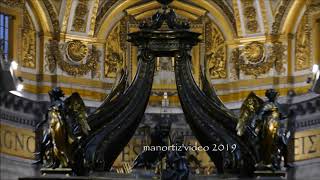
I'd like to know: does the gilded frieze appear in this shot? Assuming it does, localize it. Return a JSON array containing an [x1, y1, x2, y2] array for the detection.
[[241, 0, 259, 33], [233, 41, 285, 77], [205, 20, 227, 79], [295, 9, 314, 71], [72, 0, 89, 32], [22, 10, 36, 69], [104, 21, 126, 78], [45, 40, 100, 76]]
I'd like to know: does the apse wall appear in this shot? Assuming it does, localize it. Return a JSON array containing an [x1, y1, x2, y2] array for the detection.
[[0, 0, 320, 179]]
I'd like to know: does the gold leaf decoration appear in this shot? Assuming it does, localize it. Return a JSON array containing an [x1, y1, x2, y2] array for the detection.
[[66, 40, 88, 62], [233, 41, 285, 78], [271, 0, 290, 35], [242, 0, 259, 33], [205, 20, 227, 79], [22, 9, 36, 69], [295, 13, 311, 71], [42, 0, 60, 39], [104, 21, 126, 78], [46, 40, 100, 76], [72, 0, 89, 32], [0, 0, 24, 8]]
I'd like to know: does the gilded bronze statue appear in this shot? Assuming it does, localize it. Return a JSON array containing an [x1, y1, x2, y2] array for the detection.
[[35, 87, 90, 169], [237, 89, 292, 170]]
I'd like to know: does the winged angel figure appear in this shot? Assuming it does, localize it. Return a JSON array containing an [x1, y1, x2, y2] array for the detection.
[[236, 89, 291, 170], [35, 87, 91, 168]]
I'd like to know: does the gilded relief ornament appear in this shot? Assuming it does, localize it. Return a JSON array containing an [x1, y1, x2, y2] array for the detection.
[[45, 40, 100, 76], [72, 0, 89, 32], [242, 41, 264, 63], [95, 0, 118, 31], [295, 13, 311, 71], [45, 41, 58, 73], [0, 0, 24, 8], [104, 21, 126, 78], [233, 41, 285, 77], [270, 42, 285, 73], [241, 0, 259, 33], [271, 0, 291, 35], [22, 10, 36, 69], [43, 0, 60, 39], [66, 40, 88, 62], [205, 20, 227, 79]]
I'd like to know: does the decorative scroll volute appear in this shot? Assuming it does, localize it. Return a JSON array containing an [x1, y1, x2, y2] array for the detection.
[[104, 21, 126, 78], [205, 20, 227, 79], [22, 9, 36, 69]]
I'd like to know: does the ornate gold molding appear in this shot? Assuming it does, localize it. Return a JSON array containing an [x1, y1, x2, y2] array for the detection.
[[66, 40, 88, 62], [61, 0, 72, 33], [72, 0, 89, 32], [0, 0, 24, 8], [209, 0, 237, 32], [241, 0, 259, 33], [42, 0, 60, 39], [104, 20, 126, 78], [295, 16, 311, 71], [88, 0, 99, 36], [94, 0, 119, 33], [272, 0, 291, 35], [205, 19, 227, 79], [46, 40, 100, 76], [259, 0, 270, 34], [233, 41, 285, 77], [233, 0, 243, 37], [22, 9, 36, 69]]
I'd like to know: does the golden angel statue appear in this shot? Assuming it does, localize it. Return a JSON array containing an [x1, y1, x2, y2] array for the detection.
[[236, 89, 292, 170], [34, 87, 91, 169]]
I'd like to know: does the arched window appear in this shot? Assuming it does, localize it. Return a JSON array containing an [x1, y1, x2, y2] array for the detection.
[[0, 13, 12, 62]]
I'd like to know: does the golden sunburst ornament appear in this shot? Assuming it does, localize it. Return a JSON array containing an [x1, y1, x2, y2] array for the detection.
[[66, 40, 88, 62]]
